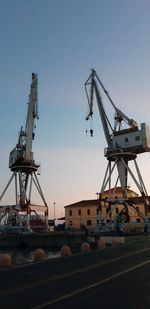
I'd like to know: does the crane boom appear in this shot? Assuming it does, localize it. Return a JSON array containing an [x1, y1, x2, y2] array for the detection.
[[85, 69, 137, 143], [24, 73, 38, 161], [85, 69, 113, 145], [85, 70, 112, 145], [93, 70, 137, 128], [9, 73, 38, 168], [85, 69, 150, 157]]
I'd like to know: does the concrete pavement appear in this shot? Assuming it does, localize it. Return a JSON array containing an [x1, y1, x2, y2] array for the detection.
[[0, 235, 150, 308]]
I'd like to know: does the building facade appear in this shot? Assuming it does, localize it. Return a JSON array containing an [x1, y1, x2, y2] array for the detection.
[[64, 187, 147, 231]]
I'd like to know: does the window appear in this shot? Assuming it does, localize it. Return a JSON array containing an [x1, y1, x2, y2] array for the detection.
[[136, 206, 139, 212], [78, 209, 81, 216], [69, 210, 72, 216], [125, 138, 128, 142], [135, 136, 140, 141], [136, 218, 141, 223], [87, 220, 92, 226], [96, 208, 99, 215], [116, 207, 119, 214], [69, 221, 72, 226], [87, 209, 90, 215]]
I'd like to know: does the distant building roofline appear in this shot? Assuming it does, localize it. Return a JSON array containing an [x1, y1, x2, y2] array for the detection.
[[64, 187, 141, 208]]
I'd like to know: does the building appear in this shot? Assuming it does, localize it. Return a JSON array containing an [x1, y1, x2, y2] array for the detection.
[[64, 187, 148, 231]]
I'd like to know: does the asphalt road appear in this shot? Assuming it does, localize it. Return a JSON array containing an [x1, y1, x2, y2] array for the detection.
[[0, 235, 150, 309]]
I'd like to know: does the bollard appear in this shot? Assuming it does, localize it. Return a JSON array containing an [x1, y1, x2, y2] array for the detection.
[[34, 248, 46, 261], [0, 253, 12, 268], [81, 242, 91, 253], [98, 240, 106, 249], [60, 245, 72, 257]]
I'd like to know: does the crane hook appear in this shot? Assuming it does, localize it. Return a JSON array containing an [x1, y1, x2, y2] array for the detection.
[[90, 129, 93, 137]]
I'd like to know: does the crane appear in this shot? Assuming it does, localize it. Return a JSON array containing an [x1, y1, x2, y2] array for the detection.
[[85, 69, 150, 227], [0, 74, 48, 230]]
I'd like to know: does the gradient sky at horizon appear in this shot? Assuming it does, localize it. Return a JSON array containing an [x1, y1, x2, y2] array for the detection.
[[1, 0, 150, 219]]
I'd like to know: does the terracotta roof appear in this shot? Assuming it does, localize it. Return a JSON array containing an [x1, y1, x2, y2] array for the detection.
[[64, 187, 139, 208], [101, 187, 138, 196], [64, 199, 99, 208]]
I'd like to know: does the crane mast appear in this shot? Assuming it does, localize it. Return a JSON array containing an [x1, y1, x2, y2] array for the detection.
[[85, 69, 150, 226]]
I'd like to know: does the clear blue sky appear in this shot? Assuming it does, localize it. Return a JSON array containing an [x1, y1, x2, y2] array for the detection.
[[0, 0, 150, 219]]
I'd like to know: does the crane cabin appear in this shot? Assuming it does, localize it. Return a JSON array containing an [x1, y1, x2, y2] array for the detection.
[[106, 122, 150, 158]]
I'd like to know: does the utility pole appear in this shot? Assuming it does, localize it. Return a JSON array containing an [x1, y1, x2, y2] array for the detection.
[[53, 202, 56, 230]]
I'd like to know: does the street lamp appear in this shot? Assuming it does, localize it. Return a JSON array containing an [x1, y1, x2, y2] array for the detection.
[[53, 202, 56, 230], [95, 192, 100, 199]]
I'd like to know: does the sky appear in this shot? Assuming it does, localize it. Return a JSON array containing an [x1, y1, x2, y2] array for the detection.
[[1, 0, 150, 220]]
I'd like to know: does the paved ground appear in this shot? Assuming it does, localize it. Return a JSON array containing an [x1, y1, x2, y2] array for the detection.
[[0, 235, 150, 308]]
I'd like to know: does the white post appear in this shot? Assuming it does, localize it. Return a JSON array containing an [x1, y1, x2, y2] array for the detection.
[[53, 202, 56, 230]]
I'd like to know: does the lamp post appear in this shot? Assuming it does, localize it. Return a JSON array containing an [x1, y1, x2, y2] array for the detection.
[[53, 202, 56, 230], [95, 192, 100, 199]]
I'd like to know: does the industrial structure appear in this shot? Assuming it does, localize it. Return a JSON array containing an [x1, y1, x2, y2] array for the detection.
[[85, 69, 150, 227], [65, 187, 146, 233], [0, 73, 48, 230]]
